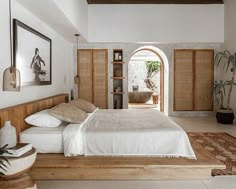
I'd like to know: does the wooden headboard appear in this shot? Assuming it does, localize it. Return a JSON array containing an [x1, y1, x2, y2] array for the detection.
[[0, 94, 69, 140]]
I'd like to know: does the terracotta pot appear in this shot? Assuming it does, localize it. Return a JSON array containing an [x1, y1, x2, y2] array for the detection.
[[152, 95, 159, 104]]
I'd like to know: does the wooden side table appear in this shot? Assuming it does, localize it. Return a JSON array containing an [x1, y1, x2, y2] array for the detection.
[[1, 148, 37, 179], [0, 173, 36, 189]]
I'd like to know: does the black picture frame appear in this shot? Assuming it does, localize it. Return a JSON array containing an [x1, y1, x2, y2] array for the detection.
[[13, 19, 52, 86]]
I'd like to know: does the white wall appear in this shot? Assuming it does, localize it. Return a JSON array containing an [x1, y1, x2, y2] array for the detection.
[[54, 0, 88, 40], [0, 0, 74, 108], [223, 0, 236, 120], [88, 4, 224, 43]]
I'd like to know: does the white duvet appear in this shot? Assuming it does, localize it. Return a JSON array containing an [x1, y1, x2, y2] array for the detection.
[[63, 109, 196, 159]]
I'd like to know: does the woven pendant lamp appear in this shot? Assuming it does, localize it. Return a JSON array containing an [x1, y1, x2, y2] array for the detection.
[[3, 0, 21, 91]]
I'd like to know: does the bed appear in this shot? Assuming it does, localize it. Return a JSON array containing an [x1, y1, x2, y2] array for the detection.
[[20, 108, 196, 159], [20, 123, 66, 153], [1, 94, 226, 180]]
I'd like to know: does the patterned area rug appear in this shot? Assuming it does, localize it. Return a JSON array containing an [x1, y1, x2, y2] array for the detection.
[[188, 132, 236, 176]]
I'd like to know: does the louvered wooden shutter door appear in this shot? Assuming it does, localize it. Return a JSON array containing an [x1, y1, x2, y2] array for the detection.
[[174, 50, 194, 111], [92, 49, 108, 109], [194, 50, 214, 111], [78, 49, 93, 102]]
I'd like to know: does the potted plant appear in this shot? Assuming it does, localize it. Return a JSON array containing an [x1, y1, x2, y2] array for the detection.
[[214, 50, 236, 124], [0, 144, 10, 176], [144, 61, 161, 104]]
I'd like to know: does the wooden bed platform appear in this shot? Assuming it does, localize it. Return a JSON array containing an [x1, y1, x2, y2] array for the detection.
[[0, 94, 225, 180], [28, 135, 225, 180]]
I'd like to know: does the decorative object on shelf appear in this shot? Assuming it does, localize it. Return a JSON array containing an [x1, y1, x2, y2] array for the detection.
[[13, 19, 52, 86], [114, 52, 119, 61], [0, 121, 17, 148], [114, 67, 122, 77], [113, 49, 123, 62], [115, 86, 121, 92], [132, 85, 139, 92], [214, 50, 236, 124], [3, 0, 21, 92]]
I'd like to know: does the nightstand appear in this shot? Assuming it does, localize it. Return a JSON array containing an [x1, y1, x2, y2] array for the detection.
[[0, 173, 36, 189], [1, 147, 37, 179]]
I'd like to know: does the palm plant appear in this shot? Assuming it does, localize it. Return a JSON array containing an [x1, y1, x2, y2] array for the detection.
[[214, 80, 226, 109], [215, 50, 236, 110], [213, 80, 235, 108], [145, 61, 161, 93], [0, 144, 10, 176]]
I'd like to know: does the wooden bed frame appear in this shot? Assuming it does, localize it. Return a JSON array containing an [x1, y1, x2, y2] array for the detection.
[[0, 94, 69, 139], [0, 94, 225, 180]]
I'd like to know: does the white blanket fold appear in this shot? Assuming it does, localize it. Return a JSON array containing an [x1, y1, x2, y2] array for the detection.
[[63, 109, 196, 159]]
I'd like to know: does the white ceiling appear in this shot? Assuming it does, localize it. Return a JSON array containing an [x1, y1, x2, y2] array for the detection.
[[16, 0, 87, 43]]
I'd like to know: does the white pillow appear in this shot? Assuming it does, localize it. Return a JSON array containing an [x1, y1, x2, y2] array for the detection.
[[25, 109, 62, 127]]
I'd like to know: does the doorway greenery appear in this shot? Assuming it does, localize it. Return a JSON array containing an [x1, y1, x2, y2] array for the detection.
[[145, 61, 161, 94]]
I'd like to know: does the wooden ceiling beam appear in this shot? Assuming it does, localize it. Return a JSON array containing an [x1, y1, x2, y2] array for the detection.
[[87, 0, 224, 4]]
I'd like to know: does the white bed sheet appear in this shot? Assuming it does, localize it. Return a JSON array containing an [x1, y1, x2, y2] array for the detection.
[[84, 109, 196, 159], [64, 109, 196, 159], [19, 123, 67, 153], [63, 110, 98, 156]]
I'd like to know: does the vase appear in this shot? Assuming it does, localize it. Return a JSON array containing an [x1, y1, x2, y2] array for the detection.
[[114, 68, 122, 77], [0, 121, 17, 148]]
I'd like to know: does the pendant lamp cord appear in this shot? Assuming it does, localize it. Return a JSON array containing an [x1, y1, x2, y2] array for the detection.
[[9, 0, 13, 67], [75, 34, 79, 73], [76, 35, 79, 49]]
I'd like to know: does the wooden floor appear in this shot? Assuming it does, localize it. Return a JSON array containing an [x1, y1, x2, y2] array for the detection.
[[28, 136, 225, 180]]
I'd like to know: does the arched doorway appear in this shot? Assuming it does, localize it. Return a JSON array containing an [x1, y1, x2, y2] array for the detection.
[[127, 46, 169, 113]]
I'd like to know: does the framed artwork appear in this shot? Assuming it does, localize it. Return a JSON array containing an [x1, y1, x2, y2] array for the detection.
[[13, 19, 52, 86]]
